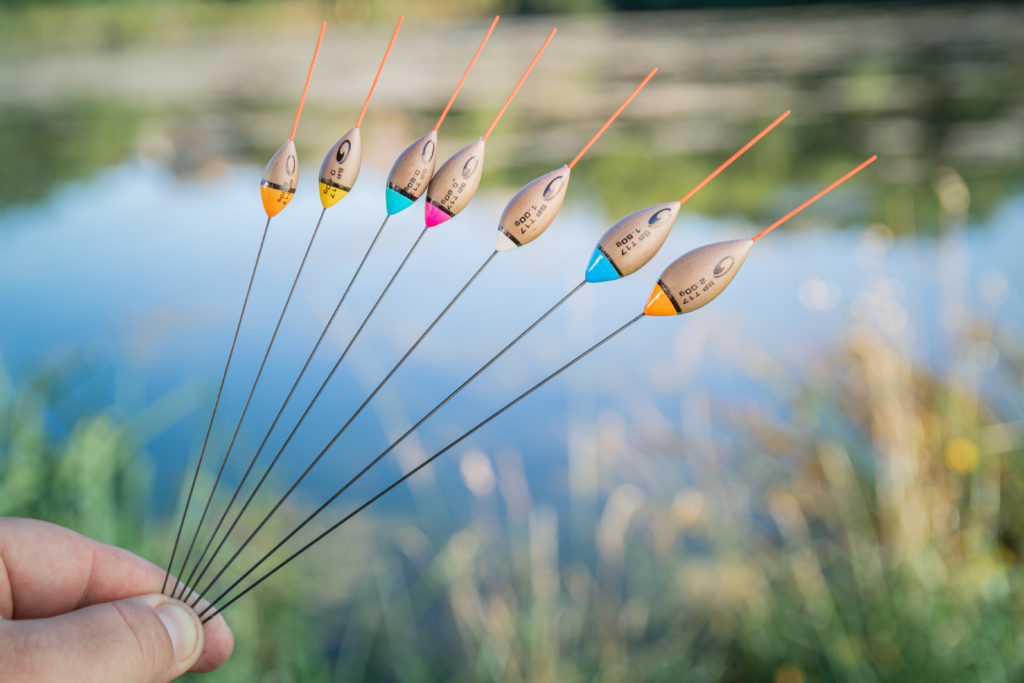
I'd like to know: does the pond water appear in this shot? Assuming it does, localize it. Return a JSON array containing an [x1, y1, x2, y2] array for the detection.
[[0, 156, 1020, 526]]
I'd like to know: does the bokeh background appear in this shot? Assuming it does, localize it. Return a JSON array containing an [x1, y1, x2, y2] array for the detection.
[[2, 1, 1023, 681]]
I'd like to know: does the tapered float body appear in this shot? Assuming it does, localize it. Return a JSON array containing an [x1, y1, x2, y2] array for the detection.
[[421, 25, 555, 228], [260, 139, 299, 217], [425, 138, 486, 227], [644, 238, 753, 316], [385, 130, 439, 215], [585, 201, 681, 282], [318, 127, 362, 208], [495, 165, 571, 251]]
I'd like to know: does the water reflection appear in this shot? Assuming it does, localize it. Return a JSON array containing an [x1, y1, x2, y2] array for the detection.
[[1, 6, 1021, 233], [0, 159, 1020, 512]]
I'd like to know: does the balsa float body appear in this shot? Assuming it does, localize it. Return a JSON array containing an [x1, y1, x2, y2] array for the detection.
[[496, 166, 572, 250], [643, 239, 753, 315], [257, 22, 326, 217], [317, 17, 403, 209], [493, 67, 658, 252], [386, 130, 439, 214], [585, 201, 680, 281], [261, 140, 300, 217], [382, 15, 499, 216], [584, 110, 794, 283], [421, 26, 558, 229], [424, 138, 485, 227], [318, 127, 363, 208]]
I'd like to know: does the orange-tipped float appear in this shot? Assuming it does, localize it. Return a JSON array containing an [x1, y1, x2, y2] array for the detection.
[[644, 155, 878, 316], [260, 21, 326, 217], [585, 110, 791, 284]]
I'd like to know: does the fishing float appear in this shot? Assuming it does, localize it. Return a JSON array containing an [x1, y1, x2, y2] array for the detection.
[[317, 17, 404, 210], [492, 67, 656, 254], [384, 15, 500, 217], [163, 20, 326, 598], [642, 159, 876, 314], [171, 18, 404, 599], [422, 27, 557, 228], [196, 154, 879, 621], [188, 63, 657, 607], [585, 110, 788, 283]]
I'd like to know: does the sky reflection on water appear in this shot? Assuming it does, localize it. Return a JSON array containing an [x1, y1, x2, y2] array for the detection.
[[0, 160, 1020, 520]]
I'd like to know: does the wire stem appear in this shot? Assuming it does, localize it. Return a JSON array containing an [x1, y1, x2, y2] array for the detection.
[[201, 312, 643, 620], [162, 216, 270, 596]]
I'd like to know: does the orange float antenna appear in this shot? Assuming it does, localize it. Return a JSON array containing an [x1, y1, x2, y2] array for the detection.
[[483, 26, 556, 141], [290, 20, 326, 141], [753, 155, 878, 241], [569, 67, 657, 169], [434, 15, 500, 132], [679, 110, 791, 205], [356, 16, 403, 129]]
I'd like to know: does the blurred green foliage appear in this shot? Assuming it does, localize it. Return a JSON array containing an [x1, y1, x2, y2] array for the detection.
[[3, 278, 1024, 681], [0, 101, 144, 207], [1, 4, 1021, 234], [0, 359, 330, 682], [0, 0, 906, 12]]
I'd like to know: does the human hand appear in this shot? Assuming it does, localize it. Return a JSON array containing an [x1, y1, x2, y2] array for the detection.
[[0, 517, 234, 682]]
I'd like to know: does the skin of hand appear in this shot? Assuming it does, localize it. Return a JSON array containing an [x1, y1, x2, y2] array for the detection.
[[0, 517, 234, 682]]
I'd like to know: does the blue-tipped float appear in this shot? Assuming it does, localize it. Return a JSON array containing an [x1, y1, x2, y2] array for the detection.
[[385, 186, 417, 215], [585, 247, 621, 282], [582, 111, 794, 284], [382, 17, 499, 217]]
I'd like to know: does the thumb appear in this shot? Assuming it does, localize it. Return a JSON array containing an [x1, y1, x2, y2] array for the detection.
[[0, 594, 205, 683]]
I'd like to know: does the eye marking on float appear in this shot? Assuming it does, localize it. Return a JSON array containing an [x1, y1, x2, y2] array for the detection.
[[335, 139, 351, 164], [713, 255, 735, 278], [649, 208, 672, 225], [542, 175, 564, 201]]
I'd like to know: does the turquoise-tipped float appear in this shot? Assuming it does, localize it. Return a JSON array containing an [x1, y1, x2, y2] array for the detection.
[[585, 247, 622, 282], [584, 201, 681, 282], [385, 130, 438, 215]]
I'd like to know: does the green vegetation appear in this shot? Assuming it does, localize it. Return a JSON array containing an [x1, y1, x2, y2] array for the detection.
[[3, 278, 1023, 681], [0, 101, 145, 207], [1, 5, 1021, 234]]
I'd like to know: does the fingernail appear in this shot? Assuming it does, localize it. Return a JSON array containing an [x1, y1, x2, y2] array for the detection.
[[155, 600, 201, 663]]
